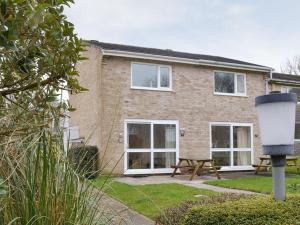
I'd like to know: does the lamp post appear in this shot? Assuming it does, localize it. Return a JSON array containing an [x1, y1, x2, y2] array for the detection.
[[255, 92, 297, 201]]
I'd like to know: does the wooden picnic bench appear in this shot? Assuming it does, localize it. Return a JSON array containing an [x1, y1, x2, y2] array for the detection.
[[171, 157, 221, 181], [253, 156, 300, 175]]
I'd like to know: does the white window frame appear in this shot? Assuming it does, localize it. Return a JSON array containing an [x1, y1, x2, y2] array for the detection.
[[281, 86, 300, 142], [131, 62, 172, 91], [209, 122, 254, 171], [124, 119, 179, 174], [213, 70, 247, 97]]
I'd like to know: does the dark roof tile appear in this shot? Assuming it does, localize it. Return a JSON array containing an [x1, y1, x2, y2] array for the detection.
[[272, 72, 300, 82], [88, 40, 269, 69]]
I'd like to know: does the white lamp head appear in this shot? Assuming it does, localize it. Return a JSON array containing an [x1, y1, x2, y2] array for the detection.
[[255, 92, 297, 155]]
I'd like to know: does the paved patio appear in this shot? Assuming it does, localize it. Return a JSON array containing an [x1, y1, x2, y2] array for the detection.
[[114, 171, 267, 195]]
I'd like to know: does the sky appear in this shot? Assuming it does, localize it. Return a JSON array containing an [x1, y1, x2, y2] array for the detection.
[[65, 0, 300, 71]]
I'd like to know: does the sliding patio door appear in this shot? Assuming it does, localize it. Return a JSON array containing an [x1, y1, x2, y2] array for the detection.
[[124, 120, 179, 174], [210, 122, 253, 170]]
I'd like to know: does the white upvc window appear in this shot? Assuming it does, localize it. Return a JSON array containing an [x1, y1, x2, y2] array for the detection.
[[214, 71, 246, 96], [210, 122, 253, 170], [281, 86, 300, 141], [124, 119, 179, 174], [131, 63, 172, 91]]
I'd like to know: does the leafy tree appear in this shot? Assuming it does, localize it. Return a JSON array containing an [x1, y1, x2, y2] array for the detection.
[[0, 2, 108, 224], [0, 0, 85, 138]]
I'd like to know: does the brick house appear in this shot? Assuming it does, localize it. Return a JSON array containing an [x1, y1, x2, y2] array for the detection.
[[68, 40, 300, 175]]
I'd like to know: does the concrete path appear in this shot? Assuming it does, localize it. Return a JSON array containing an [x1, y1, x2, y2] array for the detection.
[[114, 174, 260, 195], [92, 188, 154, 225]]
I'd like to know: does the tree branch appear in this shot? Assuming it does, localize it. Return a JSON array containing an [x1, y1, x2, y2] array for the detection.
[[0, 74, 63, 96]]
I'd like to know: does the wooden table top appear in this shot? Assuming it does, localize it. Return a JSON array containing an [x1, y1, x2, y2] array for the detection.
[[259, 156, 298, 160], [179, 157, 213, 162]]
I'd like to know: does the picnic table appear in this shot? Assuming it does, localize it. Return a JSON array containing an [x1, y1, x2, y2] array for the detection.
[[171, 157, 221, 181], [253, 156, 300, 175]]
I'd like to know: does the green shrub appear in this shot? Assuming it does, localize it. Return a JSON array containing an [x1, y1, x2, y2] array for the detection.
[[155, 193, 248, 225], [181, 195, 300, 225], [69, 144, 99, 179]]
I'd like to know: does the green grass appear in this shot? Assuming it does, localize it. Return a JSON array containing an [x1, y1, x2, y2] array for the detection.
[[205, 175, 300, 194], [92, 177, 219, 219]]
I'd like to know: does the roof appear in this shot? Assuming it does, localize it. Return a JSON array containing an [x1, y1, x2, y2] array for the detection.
[[271, 72, 300, 83], [88, 40, 271, 71]]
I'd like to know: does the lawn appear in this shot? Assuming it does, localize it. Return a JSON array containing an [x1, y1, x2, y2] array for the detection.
[[92, 177, 219, 219], [205, 175, 300, 194]]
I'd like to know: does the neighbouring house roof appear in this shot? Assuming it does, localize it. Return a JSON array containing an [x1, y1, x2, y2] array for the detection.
[[88, 40, 272, 72], [270, 72, 300, 85]]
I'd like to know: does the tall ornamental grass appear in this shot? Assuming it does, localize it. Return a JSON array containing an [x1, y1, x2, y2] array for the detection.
[[0, 130, 106, 225]]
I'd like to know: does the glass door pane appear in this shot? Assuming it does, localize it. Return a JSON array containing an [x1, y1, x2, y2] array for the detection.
[[233, 151, 251, 166], [154, 152, 176, 168], [233, 126, 251, 148], [212, 152, 230, 166], [127, 123, 151, 149], [154, 124, 176, 148], [128, 152, 151, 169], [211, 126, 230, 148]]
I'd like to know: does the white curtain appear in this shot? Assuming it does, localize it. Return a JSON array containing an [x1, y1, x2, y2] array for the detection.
[[165, 126, 176, 148], [236, 127, 250, 165], [165, 126, 176, 167]]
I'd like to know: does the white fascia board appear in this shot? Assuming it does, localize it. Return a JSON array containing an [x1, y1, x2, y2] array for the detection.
[[102, 49, 273, 73], [269, 79, 300, 85]]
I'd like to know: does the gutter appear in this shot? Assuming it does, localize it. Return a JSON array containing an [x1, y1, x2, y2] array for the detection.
[[269, 79, 300, 86], [270, 70, 273, 79], [265, 68, 275, 94], [102, 49, 273, 73]]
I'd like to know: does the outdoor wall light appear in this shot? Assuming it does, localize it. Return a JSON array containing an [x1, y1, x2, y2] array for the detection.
[[180, 128, 185, 137], [118, 133, 123, 143], [255, 92, 297, 201]]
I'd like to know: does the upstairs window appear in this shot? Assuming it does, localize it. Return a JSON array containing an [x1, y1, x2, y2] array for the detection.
[[131, 63, 172, 91], [214, 71, 246, 96]]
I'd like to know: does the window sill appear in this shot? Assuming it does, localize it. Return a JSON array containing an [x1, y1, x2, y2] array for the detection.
[[214, 92, 248, 97], [131, 86, 173, 92]]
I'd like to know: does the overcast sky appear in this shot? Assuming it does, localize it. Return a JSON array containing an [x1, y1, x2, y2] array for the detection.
[[65, 0, 300, 71]]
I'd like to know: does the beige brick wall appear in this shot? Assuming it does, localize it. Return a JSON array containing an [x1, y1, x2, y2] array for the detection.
[[70, 45, 268, 174], [269, 83, 282, 92], [69, 45, 102, 148]]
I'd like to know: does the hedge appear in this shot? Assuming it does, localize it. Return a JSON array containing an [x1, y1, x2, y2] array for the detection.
[[69, 145, 99, 179], [155, 193, 248, 225], [181, 195, 300, 225]]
